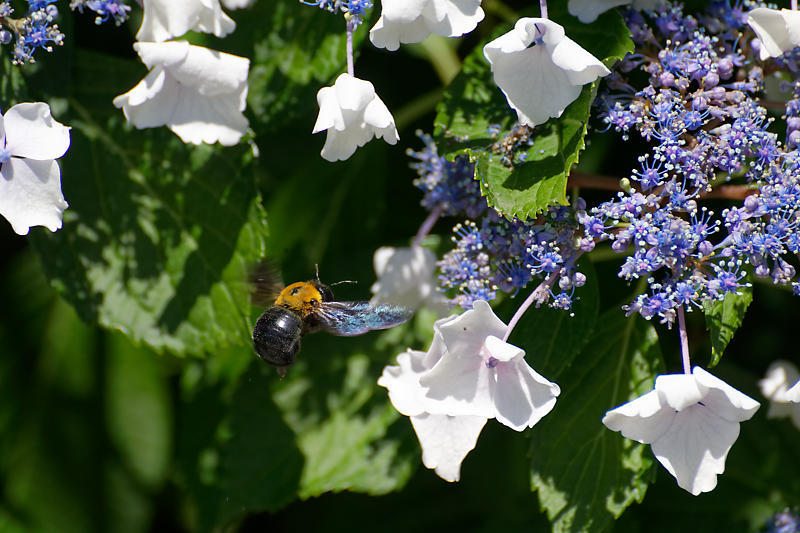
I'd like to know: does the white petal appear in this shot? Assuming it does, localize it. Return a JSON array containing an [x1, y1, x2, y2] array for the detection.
[[221, 0, 254, 8], [655, 373, 704, 411], [424, 0, 484, 38], [319, 125, 372, 162], [567, 0, 630, 23], [167, 84, 249, 146], [333, 73, 375, 113], [370, 15, 433, 51], [134, 41, 191, 70], [313, 86, 343, 133], [113, 69, 176, 128], [169, 45, 250, 96], [437, 300, 508, 357], [759, 360, 800, 402], [747, 8, 800, 60], [691, 367, 760, 423], [363, 97, 399, 144], [550, 35, 611, 86], [419, 343, 495, 417], [137, 0, 235, 42], [3, 103, 70, 160], [0, 159, 66, 235], [380, 0, 429, 23], [651, 404, 740, 495], [483, 335, 522, 363], [602, 390, 674, 444], [491, 357, 559, 431], [410, 413, 487, 482], [378, 350, 431, 416]]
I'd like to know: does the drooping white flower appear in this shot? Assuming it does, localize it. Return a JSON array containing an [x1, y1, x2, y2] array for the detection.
[[378, 317, 487, 482], [113, 41, 249, 146], [0, 103, 71, 235], [136, 0, 236, 43], [313, 73, 398, 162], [370, 0, 484, 51], [603, 367, 760, 495], [747, 7, 800, 60], [758, 360, 800, 429], [419, 300, 561, 431], [483, 18, 610, 127], [567, 0, 663, 23], [370, 246, 449, 313]]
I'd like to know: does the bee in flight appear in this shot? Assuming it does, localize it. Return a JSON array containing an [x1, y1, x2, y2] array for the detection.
[[252, 266, 413, 377]]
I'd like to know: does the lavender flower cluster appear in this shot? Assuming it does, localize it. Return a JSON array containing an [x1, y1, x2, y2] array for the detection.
[[409, 132, 587, 311], [300, 0, 372, 25], [0, 0, 130, 65], [581, 0, 800, 325]]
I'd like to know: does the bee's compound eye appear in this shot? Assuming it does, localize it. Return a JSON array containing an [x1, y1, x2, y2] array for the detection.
[[252, 307, 304, 368]]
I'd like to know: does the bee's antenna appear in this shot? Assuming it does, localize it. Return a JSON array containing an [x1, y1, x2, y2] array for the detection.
[[315, 263, 321, 283], [330, 280, 357, 287]]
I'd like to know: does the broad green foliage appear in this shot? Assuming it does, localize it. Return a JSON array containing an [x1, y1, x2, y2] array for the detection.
[[529, 310, 664, 533], [433, 5, 633, 218], [703, 281, 753, 367]]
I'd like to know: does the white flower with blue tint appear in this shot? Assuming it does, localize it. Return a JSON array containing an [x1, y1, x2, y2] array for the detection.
[[113, 41, 250, 146], [759, 360, 800, 429], [567, 0, 663, 23], [0, 103, 70, 235], [136, 0, 236, 42], [747, 7, 800, 60], [370, 0, 484, 51], [313, 73, 398, 162], [418, 300, 561, 431], [603, 367, 760, 495], [483, 18, 610, 127]]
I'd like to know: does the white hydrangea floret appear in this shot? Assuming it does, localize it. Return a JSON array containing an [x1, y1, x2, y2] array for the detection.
[[370, 246, 449, 313], [137, 0, 236, 42], [370, 0, 484, 51], [747, 7, 800, 60], [603, 367, 760, 496], [313, 73, 399, 162], [758, 360, 800, 429], [483, 18, 610, 127], [567, 0, 664, 23], [378, 315, 487, 482], [419, 300, 561, 431], [0, 103, 71, 235], [221, 0, 255, 9], [113, 41, 250, 146]]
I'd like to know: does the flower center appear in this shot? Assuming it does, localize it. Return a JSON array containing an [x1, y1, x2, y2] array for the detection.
[[0, 148, 11, 164], [485, 356, 499, 368]]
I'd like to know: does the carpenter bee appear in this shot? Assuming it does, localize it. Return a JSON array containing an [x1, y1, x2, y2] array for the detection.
[[251, 266, 413, 377]]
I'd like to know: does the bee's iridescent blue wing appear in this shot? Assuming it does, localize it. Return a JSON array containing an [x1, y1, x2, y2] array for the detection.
[[312, 301, 413, 336]]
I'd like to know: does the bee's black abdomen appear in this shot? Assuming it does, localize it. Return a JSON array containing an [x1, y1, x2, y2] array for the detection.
[[253, 307, 304, 368]]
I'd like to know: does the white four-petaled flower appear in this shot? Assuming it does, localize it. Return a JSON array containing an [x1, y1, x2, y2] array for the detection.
[[603, 366, 760, 495], [370, 0, 484, 51], [483, 18, 610, 127], [0, 103, 71, 235], [113, 41, 250, 146], [419, 300, 561, 431], [370, 246, 449, 314], [379, 301, 560, 481], [759, 360, 800, 429], [313, 73, 398, 162], [137, 0, 236, 43]]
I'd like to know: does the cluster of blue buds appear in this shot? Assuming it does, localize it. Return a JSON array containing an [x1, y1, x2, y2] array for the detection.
[[300, 0, 372, 26], [764, 508, 800, 533], [0, 0, 130, 65], [70, 0, 131, 26], [437, 199, 587, 311], [586, 0, 799, 325]]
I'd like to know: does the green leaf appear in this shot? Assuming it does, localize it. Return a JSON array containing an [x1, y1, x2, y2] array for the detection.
[[703, 283, 753, 368], [30, 51, 269, 357], [105, 331, 173, 488], [530, 310, 664, 533], [433, 6, 633, 219]]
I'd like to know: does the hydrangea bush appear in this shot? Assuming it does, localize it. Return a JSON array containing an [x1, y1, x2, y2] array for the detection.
[[0, 0, 799, 531]]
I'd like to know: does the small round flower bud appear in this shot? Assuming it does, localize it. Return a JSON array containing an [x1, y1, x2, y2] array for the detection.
[[703, 71, 719, 88], [0, 30, 11, 45]]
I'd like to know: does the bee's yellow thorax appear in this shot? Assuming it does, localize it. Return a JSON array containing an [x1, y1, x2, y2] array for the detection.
[[275, 282, 323, 316]]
